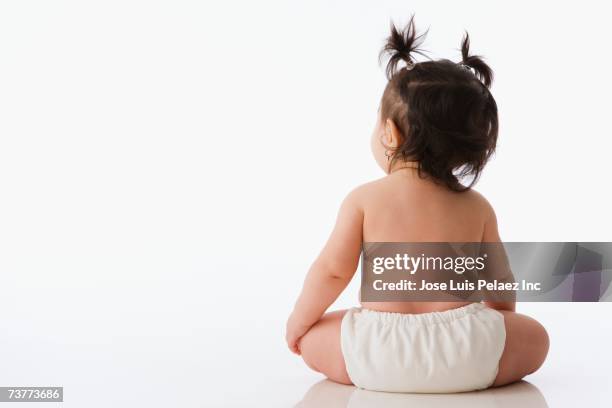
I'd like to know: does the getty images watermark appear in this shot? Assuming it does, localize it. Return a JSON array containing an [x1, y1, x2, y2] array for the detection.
[[360, 242, 612, 302]]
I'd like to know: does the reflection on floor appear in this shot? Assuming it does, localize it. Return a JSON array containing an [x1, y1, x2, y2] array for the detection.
[[295, 379, 548, 408]]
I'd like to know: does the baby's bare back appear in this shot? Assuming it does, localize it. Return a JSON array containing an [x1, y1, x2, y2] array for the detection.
[[359, 169, 493, 314]]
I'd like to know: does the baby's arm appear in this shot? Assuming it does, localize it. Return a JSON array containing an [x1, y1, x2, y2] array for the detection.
[[286, 189, 363, 354], [482, 201, 516, 312]]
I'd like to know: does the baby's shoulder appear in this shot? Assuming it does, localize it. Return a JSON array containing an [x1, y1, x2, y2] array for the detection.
[[464, 188, 492, 207], [341, 177, 389, 208], [460, 188, 496, 219], [342, 179, 496, 219]]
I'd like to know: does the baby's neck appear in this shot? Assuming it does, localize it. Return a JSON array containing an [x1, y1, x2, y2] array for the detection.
[[388, 161, 420, 174]]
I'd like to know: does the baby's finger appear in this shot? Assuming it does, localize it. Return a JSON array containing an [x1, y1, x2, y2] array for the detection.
[[290, 343, 299, 355], [287, 338, 301, 355], [293, 341, 302, 355]]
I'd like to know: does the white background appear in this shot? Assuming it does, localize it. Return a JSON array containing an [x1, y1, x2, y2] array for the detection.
[[0, 1, 611, 407]]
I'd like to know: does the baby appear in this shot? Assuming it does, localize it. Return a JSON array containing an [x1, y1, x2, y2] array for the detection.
[[286, 16, 549, 393]]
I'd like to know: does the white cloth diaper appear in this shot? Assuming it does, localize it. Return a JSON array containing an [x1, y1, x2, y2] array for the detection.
[[340, 303, 506, 393]]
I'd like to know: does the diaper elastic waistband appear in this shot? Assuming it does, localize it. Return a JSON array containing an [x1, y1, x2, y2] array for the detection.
[[357, 302, 487, 326]]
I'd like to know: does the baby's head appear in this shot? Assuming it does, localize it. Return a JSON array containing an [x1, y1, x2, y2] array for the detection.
[[373, 16, 499, 191]]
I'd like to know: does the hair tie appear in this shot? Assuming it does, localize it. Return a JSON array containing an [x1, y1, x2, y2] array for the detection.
[[459, 62, 472, 71]]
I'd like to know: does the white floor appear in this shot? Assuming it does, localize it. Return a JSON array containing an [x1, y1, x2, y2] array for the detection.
[[1, 278, 611, 407], [295, 380, 548, 408]]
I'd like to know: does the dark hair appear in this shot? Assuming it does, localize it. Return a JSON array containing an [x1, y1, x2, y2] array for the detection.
[[379, 15, 499, 191]]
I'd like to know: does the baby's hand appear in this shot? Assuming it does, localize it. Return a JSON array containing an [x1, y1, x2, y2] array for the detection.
[[285, 313, 312, 355]]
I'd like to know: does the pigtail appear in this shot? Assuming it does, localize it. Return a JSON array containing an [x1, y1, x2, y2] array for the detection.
[[379, 15, 429, 80], [460, 31, 493, 88]]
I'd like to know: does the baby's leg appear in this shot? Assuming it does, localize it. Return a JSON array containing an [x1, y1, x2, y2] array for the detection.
[[299, 310, 353, 385], [493, 311, 549, 387]]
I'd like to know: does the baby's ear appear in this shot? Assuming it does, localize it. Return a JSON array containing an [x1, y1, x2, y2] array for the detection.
[[385, 118, 403, 148]]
